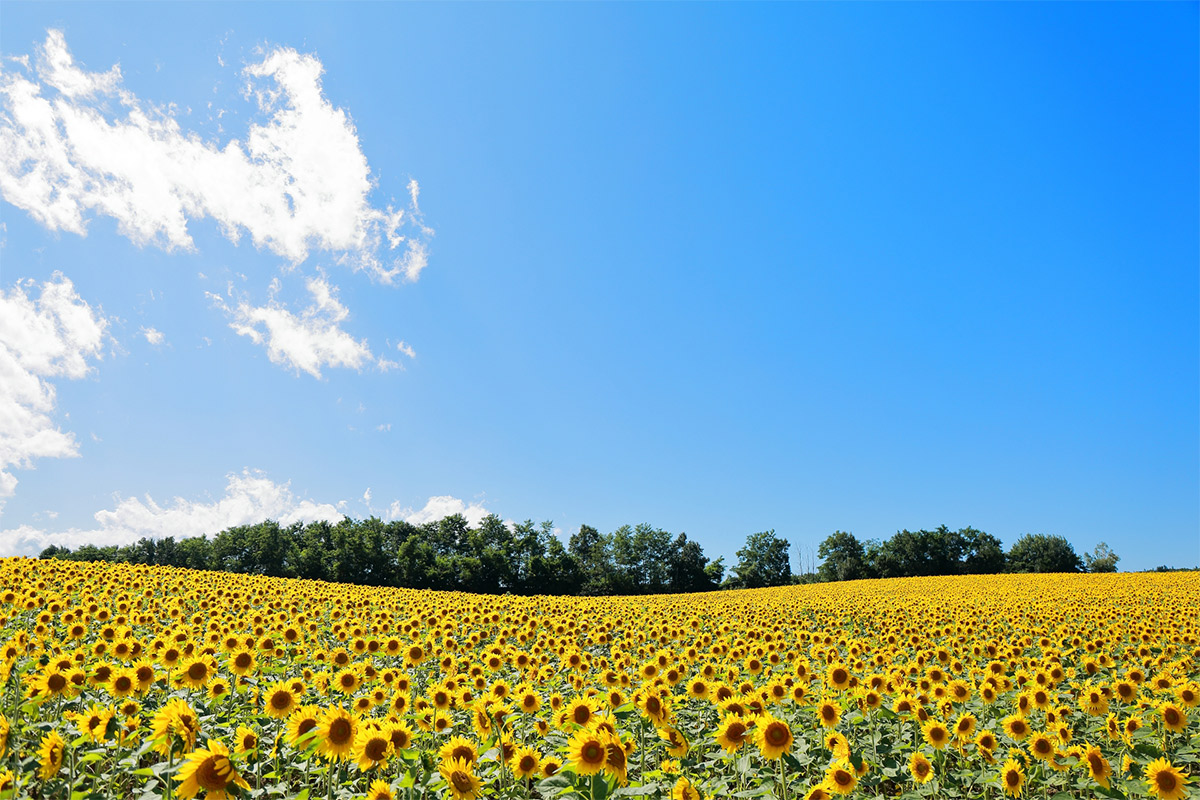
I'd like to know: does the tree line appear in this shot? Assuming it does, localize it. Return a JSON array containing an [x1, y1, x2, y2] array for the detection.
[[813, 526, 1120, 582], [37, 516, 1123, 594], [37, 516, 792, 595]]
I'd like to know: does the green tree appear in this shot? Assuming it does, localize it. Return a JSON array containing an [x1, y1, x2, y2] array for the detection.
[[1084, 542, 1120, 573], [568, 524, 613, 596], [817, 530, 866, 582], [731, 530, 792, 588], [1006, 533, 1082, 573]]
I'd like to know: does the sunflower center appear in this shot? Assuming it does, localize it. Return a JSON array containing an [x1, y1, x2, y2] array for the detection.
[[188, 663, 207, 680], [48, 674, 66, 692], [1157, 772, 1177, 792], [834, 769, 852, 787], [519, 755, 537, 772], [1006, 771, 1021, 787], [271, 691, 292, 710], [197, 756, 232, 791], [583, 743, 604, 763], [364, 737, 388, 761], [767, 724, 788, 745], [450, 771, 474, 793], [727, 722, 746, 742], [329, 718, 353, 745]]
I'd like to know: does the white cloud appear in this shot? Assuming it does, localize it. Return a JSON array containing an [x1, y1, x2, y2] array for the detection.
[[362, 487, 372, 504], [210, 276, 391, 379], [0, 468, 344, 557], [0, 29, 430, 283], [0, 273, 107, 515], [376, 423, 391, 432], [141, 326, 165, 345], [396, 340, 416, 359], [387, 495, 490, 528]]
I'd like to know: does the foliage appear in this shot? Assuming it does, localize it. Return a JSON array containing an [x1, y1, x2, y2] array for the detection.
[[41, 515, 723, 597], [726, 530, 792, 589], [1085, 541, 1121, 573], [1007, 533, 1084, 574]]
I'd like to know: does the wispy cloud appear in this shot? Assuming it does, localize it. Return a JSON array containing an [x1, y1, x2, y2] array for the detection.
[[209, 276, 392, 379], [387, 495, 491, 528], [0, 473, 494, 557], [0, 468, 344, 556], [141, 326, 165, 345], [0, 273, 108, 515], [0, 29, 430, 284]]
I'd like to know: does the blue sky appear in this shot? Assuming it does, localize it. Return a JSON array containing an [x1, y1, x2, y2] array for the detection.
[[1, 3, 1196, 571]]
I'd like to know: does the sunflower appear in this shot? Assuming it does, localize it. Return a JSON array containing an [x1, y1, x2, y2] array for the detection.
[[714, 714, 750, 753], [516, 688, 542, 714], [823, 759, 857, 796], [816, 698, 841, 728], [175, 739, 250, 800], [227, 650, 256, 677], [334, 668, 362, 695], [387, 721, 414, 752], [1145, 758, 1189, 800], [567, 729, 609, 776], [109, 667, 137, 698], [1000, 758, 1026, 797], [76, 702, 114, 743], [37, 730, 65, 779], [823, 730, 850, 759], [207, 678, 231, 701], [34, 668, 72, 699], [826, 664, 852, 692], [953, 713, 977, 741], [0, 713, 8, 758], [562, 696, 599, 728], [1027, 731, 1056, 762], [604, 733, 630, 785], [804, 788, 832, 800], [151, 697, 201, 754], [672, 776, 701, 800], [1003, 714, 1031, 741], [366, 779, 395, 800], [353, 725, 394, 771], [262, 681, 300, 719], [179, 655, 216, 689], [909, 751, 933, 784], [234, 725, 258, 758], [635, 691, 672, 726], [133, 660, 157, 692], [509, 746, 541, 780], [755, 714, 793, 760], [316, 707, 357, 761], [439, 758, 482, 800], [1080, 743, 1112, 788], [287, 705, 322, 748], [1160, 703, 1187, 733], [659, 725, 689, 757], [541, 756, 563, 777], [438, 736, 478, 766], [922, 719, 950, 749]]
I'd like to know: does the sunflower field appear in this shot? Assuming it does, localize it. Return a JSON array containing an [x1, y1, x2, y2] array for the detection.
[[0, 558, 1195, 800]]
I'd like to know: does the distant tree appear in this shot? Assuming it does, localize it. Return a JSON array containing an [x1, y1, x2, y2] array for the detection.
[[960, 527, 1006, 574], [817, 530, 867, 582], [667, 534, 721, 593], [569, 525, 613, 596], [732, 530, 792, 588], [1006, 534, 1082, 573], [39, 544, 71, 560], [1084, 542, 1120, 573]]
